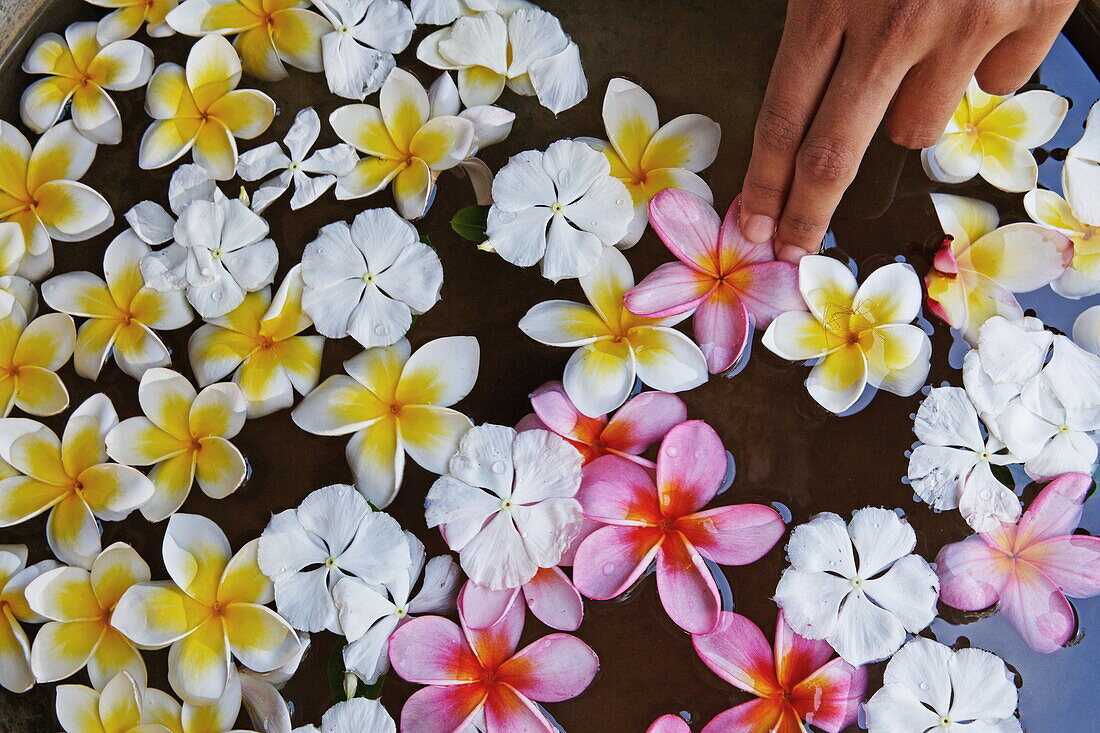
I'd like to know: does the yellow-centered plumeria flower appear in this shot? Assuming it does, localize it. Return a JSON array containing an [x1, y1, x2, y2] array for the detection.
[[112, 513, 300, 705], [1026, 189, 1100, 298], [0, 120, 114, 280], [0, 311, 76, 417], [0, 395, 155, 568], [763, 256, 932, 414], [43, 230, 194, 382], [140, 666, 254, 733], [106, 368, 248, 522], [292, 336, 479, 508], [87, 0, 178, 43], [0, 544, 58, 693], [588, 78, 720, 246], [24, 542, 150, 688], [329, 67, 476, 219], [139, 34, 276, 180], [56, 671, 171, 733], [189, 265, 323, 419], [21, 21, 154, 145]]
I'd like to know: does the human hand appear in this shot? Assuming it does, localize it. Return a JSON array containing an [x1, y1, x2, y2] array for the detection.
[[740, 0, 1078, 263]]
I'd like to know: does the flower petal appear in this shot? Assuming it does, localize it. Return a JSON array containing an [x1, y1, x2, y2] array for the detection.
[[677, 504, 785, 566], [572, 524, 662, 600], [388, 614, 482, 684], [500, 632, 597, 702]]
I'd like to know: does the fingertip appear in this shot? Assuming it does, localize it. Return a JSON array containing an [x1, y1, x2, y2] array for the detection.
[[776, 243, 812, 264], [741, 214, 776, 244]]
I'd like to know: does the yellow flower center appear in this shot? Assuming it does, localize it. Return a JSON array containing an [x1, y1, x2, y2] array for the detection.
[[551, 203, 564, 214], [965, 123, 980, 137], [258, 334, 276, 350], [362, 272, 375, 283]]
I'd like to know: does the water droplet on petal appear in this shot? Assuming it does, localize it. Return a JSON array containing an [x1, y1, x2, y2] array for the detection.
[[601, 562, 615, 576], [491, 461, 506, 474], [666, 446, 679, 457], [374, 324, 388, 336]]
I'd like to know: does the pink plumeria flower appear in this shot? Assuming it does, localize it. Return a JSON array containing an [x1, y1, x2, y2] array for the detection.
[[572, 420, 785, 634], [519, 381, 687, 465], [459, 565, 584, 632], [388, 598, 598, 733], [693, 610, 866, 733], [937, 471, 1100, 653], [624, 190, 803, 374], [647, 715, 691, 733]]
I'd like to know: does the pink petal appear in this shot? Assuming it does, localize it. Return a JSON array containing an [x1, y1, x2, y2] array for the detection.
[[459, 580, 521, 631], [656, 420, 726, 518], [647, 715, 692, 733], [522, 567, 584, 631], [1016, 472, 1093, 548], [499, 633, 598, 702], [648, 188, 723, 274], [484, 685, 555, 733], [388, 616, 483, 685], [460, 591, 525, 670], [729, 260, 804, 328], [1019, 535, 1100, 598], [701, 699, 795, 733], [772, 610, 835, 691], [717, 194, 774, 270], [676, 504, 784, 566], [936, 534, 1013, 611], [656, 532, 722, 634], [572, 525, 663, 600], [529, 380, 606, 448], [693, 285, 750, 374], [515, 412, 548, 432], [1000, 561, 1078, 653], [601, 390, 688, 456], [400, 683, 486, 733], [691, 611, 780, 696], [791, 656, 867, 733], [623, 261, 715, 318], [576, 454, 661, 526], [559, 517, 601, 566]]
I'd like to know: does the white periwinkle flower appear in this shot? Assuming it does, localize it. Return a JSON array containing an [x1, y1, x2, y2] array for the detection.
[[311, 0, 415, 100], [294, 698, 396, 733]]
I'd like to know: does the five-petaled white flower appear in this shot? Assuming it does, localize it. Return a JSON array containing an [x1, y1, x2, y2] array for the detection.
[[311, 0, 415, 101], [293, 698, 396, 733]]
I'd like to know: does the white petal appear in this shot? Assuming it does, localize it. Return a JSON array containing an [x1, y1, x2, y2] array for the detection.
[[848, 507, 916, 578], [829, 590, 907, 666]]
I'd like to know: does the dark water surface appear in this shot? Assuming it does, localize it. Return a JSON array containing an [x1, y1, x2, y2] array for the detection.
[[0, 1, 1098, 731]]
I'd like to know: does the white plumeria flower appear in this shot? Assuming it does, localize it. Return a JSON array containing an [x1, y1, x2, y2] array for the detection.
[[520, 246, 708, 417], [87, 0, 177, 44], [238, 108, 360, 213], [0, 225, 38, 320], [487, 139, 633, 281], [908, 387, 1019, 532], [293, 698, 396, 733], [1063, 99, 1100, 234], [300, 207, 442, 349], [425, 423, 583, 591], [864, 638, 1021, 733], [139, 666, 255, 733], [1073, 305, 1100, 356], [774, 507, 940, 666], [0, 544, 58, 693], [417, 6, 587, 114], [411, 0, 531, 25], [961, 316, 1052, 423], [257, 484, 410, 634], [56, 671, 164, 733], [333, 531, 461, 684], [311, 0, 415, 100]]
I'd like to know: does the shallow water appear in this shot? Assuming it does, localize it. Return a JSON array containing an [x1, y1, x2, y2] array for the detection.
[[0, 1, 1097, 731]]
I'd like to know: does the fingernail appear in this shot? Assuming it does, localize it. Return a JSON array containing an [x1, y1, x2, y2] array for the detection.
[[742, 214, 776, 243], [777, 243, 810, 264]]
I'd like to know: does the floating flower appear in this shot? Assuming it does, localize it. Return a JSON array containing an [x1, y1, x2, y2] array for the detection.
[[0, 545, 58, 692], [692, 610, 866, 733], [425, 423, 583, 590], [142, 666, 256, 733], [88, 0, 177, 42], [166, 0, 329, 81], [0, 274, 37, 323], [299, 208, 442, 348], [774, 507, 939, 666], [922, 78, 1067, 192], [21, 22, 154, 145], [646, 716, 690, 733], [417, 6, 586, 114], [189, 265, 323, 418], [458, 566, 583, 632], [388, 599, 598, 733], [411, 0, 529, 25], [42, 231, 194, 381], [520, 246, 708, 417], [961, 316, 1052, 423], [762, 256, 931, 414], [0, 311, 76, 417], [56, 671, 165, 733], [864, 638, 1021, 733], [1024, 192, 1100, 300], [295, 698, 396, 733], [140, 34, 276, 180], [25, 542, 149, 688], [998, 372, 1100, 480], [112, 513, 300, 704], [329, 68, 475, 219], [293, 337, 478, 507], [311, 0, 414, 100], [926, 194, 1069, 343], [627, 190, 803, 373], [0, 395, 154, 567], [486, 139, 632, 282], [522, 381, 686, 466], [237, 108, 360, 213], [1073, 305, 1100, 355], [105, 368, 248, 521], [573, 420, 784, 634], [588, 78, 720, 245], [0, 120, 114, 279], [333, 531, 461, 684]]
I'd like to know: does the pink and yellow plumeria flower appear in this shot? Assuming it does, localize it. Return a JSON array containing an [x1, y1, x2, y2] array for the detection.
[[42, 230, 194, 382], [88, 0, 178, 43], [573, 420, 785, 634], [626, 190, 803, 374], [0, 311, 76, 417], [0, 395, 154, 568], [459, 566, 584, 632], [937, 472, 1100, 654], [922, 78, 1068, 193], [389, 598, 598, 733], [21, 21, 154, 145], [189, 265, 323, 419], [57, 671, 171, 733], [0, 544, 58, 693], [24, 542, 150, 688], [139, 34, 276, 180], [105, 368, 248, 522], [926, 193, 1070, 344], [292, 336, 479, 508], [693, 610, 867, 733], [112, 513, 300, 705], [588, 78, 720, 246], [167, 0, 330, 82], [329, 67, 476, 219], [520, 246, 708, 418], [0, 120, 114, 279], [763, 256, 932, 414]]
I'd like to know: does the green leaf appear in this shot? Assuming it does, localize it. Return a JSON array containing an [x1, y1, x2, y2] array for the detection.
[[419, 233, 433, 248], [451, 205, 490, 242]]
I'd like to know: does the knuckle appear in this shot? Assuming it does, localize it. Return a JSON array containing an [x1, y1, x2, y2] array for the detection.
[[743, 177, 787, 204], [888, 124, 940, 150], [781, 212, 828, 242], [755, 103, 805, 155], [797, 137, 857, 184], [877, 0, 924, 43]]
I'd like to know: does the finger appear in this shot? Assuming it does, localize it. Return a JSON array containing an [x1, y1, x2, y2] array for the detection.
[[974, 3, 1076, 95], [738, 1, 843, 245], [887, 51, 990, 150]]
